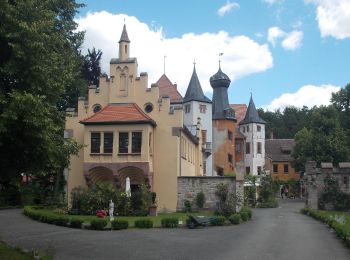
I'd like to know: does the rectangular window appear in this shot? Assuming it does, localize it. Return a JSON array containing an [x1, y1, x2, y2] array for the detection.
[[236, 143, 241, 154], [246, 142, 250, 154], [257, 125, 261, 132], [119, 132, 129, 153], [257, 142, 262, 154], [284, 164, 289, 173], [257, 166, 262, 175], [201, 130, 207, 143], [185, 104, 190, 113], [246, 167, 250, 174], [247, 126, 250, 132], [132, 132, 142, 153], [91, 132, 101, 153], [228, 153, 233, 163], [199, 104, 206, 113], [243, 127, 245, 133], [103, 132, 113, 153], [228, 130, 233, 141], [273, 164, 278, 173]]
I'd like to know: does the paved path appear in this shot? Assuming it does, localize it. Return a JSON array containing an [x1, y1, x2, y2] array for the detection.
[[1, 200, 349, 260]]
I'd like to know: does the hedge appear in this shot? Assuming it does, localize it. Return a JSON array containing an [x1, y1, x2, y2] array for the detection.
[[111, 219, 129, 230], [240, 207, 252, 220], [301, 208, 350, 247], [90, 219, 108, 230], [229, 214, 241, 225], [240, 212, 249, 222], [161, 217, 179, 228], [210, 216, 226, 226], [135, 218, 153, 228]]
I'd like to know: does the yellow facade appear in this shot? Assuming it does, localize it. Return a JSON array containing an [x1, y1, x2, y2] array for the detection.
[[65, 25, 203, 212]]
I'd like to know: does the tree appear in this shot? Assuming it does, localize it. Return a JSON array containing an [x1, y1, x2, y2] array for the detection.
[[0, 0, 84, 204], [82, 47, 103, 88], [293, 106, 350, 171]]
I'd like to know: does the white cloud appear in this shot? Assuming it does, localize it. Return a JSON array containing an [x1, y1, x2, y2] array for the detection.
[[263, 0, 283, 5], [267, 26, 303, 50], [265, 84, 340, 111], [76, 11, 273, 95], [306, 0, 350, 39], [282, 31, 303, 50], [267, 27, 286, 46], [218, 1, 240, 16]]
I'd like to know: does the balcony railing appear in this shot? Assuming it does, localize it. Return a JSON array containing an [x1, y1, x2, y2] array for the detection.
[[202, 142, 212, 154]]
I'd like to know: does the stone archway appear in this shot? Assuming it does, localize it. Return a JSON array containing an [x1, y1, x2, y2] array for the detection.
[[118, 166, 147, 192], [88, 166, 114, 186]]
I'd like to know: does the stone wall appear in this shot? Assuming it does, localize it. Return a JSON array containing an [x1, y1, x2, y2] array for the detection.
[[304, 161, 350, 209], [177, 176, 244, 212]]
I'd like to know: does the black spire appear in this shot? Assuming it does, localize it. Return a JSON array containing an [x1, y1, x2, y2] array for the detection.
[[210, 65, 235, 121], [239, 95, 266, 125], [184, 65, 211, 103], [119, 24, 130, 43]]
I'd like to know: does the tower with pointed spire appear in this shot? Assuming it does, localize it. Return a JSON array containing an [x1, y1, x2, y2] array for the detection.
[[210, 65, 237, 176], [239, 95, 266, 176], [119, 24, 130, 61], [183, 64, 213, 175]]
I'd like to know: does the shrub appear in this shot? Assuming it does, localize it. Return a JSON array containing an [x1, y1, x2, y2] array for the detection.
[[135, 218, 153, 228], [215, 183, 242, 217], [96, 210, 107, 218], [161, 217, 179, 228], [184, 199, 192, 213], [210, 216, 226, 226], [240, 212, 249, 222], [240, 207, 252, 220], [195, 192, 206, 209], [70, 219, 83, 229], [229, 214, 241, 225], [90, 219, 108, 230], [111, 219, 129, 230], [53, 216, 70, 226]]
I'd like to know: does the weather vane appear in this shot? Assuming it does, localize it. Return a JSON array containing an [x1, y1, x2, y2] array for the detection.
[[218, 52, 224, 67]]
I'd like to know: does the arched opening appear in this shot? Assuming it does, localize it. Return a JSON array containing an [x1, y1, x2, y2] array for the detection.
[[118, 166, 147, 193], [89, 166, 114, 186]]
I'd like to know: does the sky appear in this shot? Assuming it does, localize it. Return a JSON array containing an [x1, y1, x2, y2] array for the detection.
[[76, 0, 350, 111]]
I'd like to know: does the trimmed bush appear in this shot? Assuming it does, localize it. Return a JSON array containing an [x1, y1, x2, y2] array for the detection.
[[229, 214, 241, 225], [210, 216, 226, 226], [240, 212, 249, 222], [53, 216, 70, 226], [111, 219, 129, 230], [70, 219, 83, 229], [135, 218, 153, 228], [240, 207, 252, 220], [161, 217, 179, 228], [184, 200, 192, 213], [90, 219, 108, 230]]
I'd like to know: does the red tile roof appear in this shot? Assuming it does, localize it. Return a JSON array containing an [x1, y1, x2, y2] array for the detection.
[[80, 103, 156, 126], [230, 104, 247, 123], [157, 74, 183, 104]]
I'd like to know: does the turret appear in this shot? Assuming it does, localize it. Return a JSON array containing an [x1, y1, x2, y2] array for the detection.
[[119, 24, 130, 61]]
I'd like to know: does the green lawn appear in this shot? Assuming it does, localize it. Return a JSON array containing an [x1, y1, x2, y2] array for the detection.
[[26, 207, 214, 228], [0, 240, 52, 260]]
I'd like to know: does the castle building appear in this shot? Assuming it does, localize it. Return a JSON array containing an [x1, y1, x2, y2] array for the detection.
[[210, 66, 237, 176], [65, 24, 204, 212], [183, 65, 213, 176], [238, 95, 266, 175]]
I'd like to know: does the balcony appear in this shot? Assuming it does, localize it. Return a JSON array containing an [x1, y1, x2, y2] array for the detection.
[[202, 142, 212, 154]]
